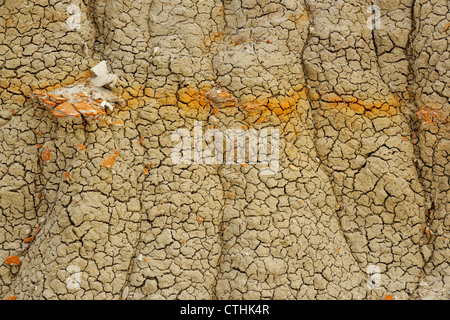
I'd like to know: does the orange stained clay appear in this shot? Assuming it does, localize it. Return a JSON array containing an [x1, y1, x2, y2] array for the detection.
[[36, 144, 42, 149], [23, 236, 34, 243], [143, 168, 149, 175], [444, 22, 450, 31], [54, 102, 81, 118], [77, 144, 85, 151], [5, 256, 21, 266], [73, 101, 105, 118], [64, 172, 70, 182], [110, 120, 124, 127], [198, 216, 204, 223], [47, 93, 67, 104], [205, 87, 236, 106], [385, 295, 394, 300], [40, 97, 57, 108], [31, 90, 46, 97], [102, 150, 120, 168], [40, 150, 51, 161], [5, 296, 16, 300]]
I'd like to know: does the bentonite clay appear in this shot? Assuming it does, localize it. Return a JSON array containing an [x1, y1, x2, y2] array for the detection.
[[0, 0, 449, 300]]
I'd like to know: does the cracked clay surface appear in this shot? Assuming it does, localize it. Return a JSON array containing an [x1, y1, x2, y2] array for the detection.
[[0, 0, 449, 300]]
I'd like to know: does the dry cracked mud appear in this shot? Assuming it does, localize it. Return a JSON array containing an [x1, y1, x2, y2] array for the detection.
[[0, 0, 449, 300]]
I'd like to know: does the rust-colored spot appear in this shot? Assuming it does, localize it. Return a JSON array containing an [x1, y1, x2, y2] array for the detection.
[[77, 144, 85, 151], [385, 295, 394, 300], [198, 216, 204, 223], [241, 163, 247, 167], [143, 168, 149, 175], [23, 236, 34, 243], [102, 150, 120, 168], [429, 209, 434, 218], [64, 172, 70, 182], [181, 239, 186, 244], [5, 296, 16, 300], [4, 256, 21, 266], [40, 150, 50, 161], [37, 193, 41, 199], [36, 144, 42, 149]]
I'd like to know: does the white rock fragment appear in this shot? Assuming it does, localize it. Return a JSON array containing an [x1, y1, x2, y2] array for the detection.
[[137, 254, 143, 261], [90, 61, 118, 89], [91, 60, 108, 77]]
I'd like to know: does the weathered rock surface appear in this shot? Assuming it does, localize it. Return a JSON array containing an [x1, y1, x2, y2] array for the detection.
[[0, 0, 448, 300]]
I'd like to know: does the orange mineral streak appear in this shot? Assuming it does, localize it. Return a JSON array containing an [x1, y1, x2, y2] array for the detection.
[[385, 295, 394, 300], [47, 93, 67, 104], [6, 296, 16, 300], [310, 91, 401, 117], [102, 150, 120, 168], [23, 236, 34, 243], [4, 256, 21, 266], [64, 172, 70, 182], [73, 101, 106, 119], [416, 105, 448, 130], [77, 144, 85, 151], [170, 85, 308, 124], [110, 120, 124, 127], [40, 150, 50, 161], [54, 102, 81, 118], [204, 87, 237, 107], [40, 97, 56, 108]]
